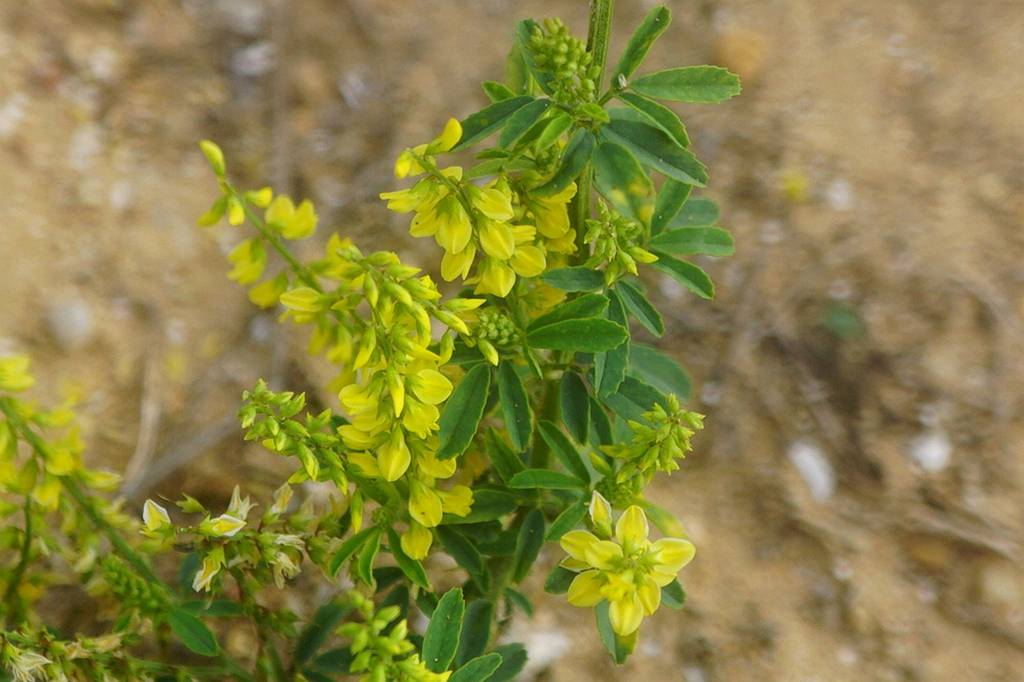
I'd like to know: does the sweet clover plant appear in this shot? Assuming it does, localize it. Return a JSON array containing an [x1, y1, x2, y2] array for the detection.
[[1, 2, 739, 679]]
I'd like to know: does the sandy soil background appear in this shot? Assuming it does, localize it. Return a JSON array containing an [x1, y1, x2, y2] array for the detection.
[[2, 0, 1023, 680]]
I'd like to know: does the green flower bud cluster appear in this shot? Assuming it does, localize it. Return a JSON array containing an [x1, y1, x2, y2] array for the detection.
[[240, 379, 348, 487], [339, 592, 450, 682], [529, 18, 601, 104], [605, 394, 704, 486], [2, 627, 139, 681], [100, 556, 167, 614], [464, 308, 520, 366], [584, 201, 659, 285], [595, 475, 644, 509]]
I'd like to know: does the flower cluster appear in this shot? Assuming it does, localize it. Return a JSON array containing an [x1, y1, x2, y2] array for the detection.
[[584, 200, 658, 285], [1, 629, 140, 682], [605, 394, 705, 488], [339, 592, 451, 682], [560, 493, 695, 637], [527, 18, 601, 104], [381, 121, 577, 297]]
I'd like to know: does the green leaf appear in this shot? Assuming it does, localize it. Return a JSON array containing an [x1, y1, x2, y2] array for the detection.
[[544, 566, 576, 594], [661, 579, 687, 609], [355, 527, 381, 585], [512, 508, 547, 583], [438, 364, 492, 459], [601, 116, 707, 186], [514, 20, 554, 95], [545, 498, 587, 541], [650, 227, 734, 256], [559, 372, 591, 443], [651, 179, 692, 235], [497, 361, 533, 452], [328, 526, 378, 576], [616, 91, 689, 147], [499, 99, 552, 147], [294, 601, 351, 666], [444, 488, 517, 524], [595, 289, 629, 398], [671, 196, 720, 227], [167, 608, 219, 657], [533, 128, 596, 196], [538, 421, 590, 483], [631, 65, 742, 103], [453, 96, 534, 151], [535, 111, 574, 151], [651, 253, 715, 299], [490, 644, 528, 682], [527, 318, 628, 353], [451, 653, 503, 682], [629, 344, 691, 401], [484, 428, 525, 483], [508, 469, 587, 490], [540, 266, 605, 292], [528, 293, 608, 331], [422, 588, 466, 673], [387, 528, 431, 591], [308, 647, 354, 674], [457, 600, 495, 666], [612, 5, 672, 83], [436, 527, 490, 592], [482, 80, 514, 102], [588, 396, 613, 446], [593, 141, 654, 223], [504, 587, 534, 617], [596, 601, 634, 664], [616, 281, 664, 337], [604, 376, 667, 423]]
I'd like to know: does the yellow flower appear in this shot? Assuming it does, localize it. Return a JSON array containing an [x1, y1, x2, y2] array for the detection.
[[400, 522, 433, 560], [408, 477, 443, 528], [438, 485, 473, 517], [265, 195, 318, 240], [527, 183, 576, 239], [202, 513, 247, 538], [193, 546, 225, 592], [227, 238, 266, 284], [378, 428, 412, 482], [0, 355, 35, 392], [475, 258, 516, 297], [559, 501, 695, 637], [142, 499, 171, 532]]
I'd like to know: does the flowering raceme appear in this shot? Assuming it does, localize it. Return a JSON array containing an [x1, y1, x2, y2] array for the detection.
[[381, 120, 575, 297], [560, 493, 696, 637]]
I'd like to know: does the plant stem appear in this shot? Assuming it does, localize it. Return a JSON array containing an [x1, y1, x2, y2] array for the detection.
[[1, 495, 32, 627], [571, 0, 616, 259]]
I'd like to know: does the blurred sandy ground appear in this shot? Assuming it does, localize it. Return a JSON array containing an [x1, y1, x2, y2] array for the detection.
[[1, 0, 1023, 679]]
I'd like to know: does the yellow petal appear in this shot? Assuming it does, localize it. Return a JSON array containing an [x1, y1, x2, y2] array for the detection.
[[438, 485, 473, 517], [567, 570, 605, 607], [479, 219, 515, 259], [378, 429, 411, 481], [560, 530, 601, 563], [638, 576, 661, 615], [585, 539, 623, 570], [615, 505, 649, 548], [589, 491, 613, 538], [509, 245, 546, 278], [142, 499, 170, 531], [474, 259, 515, 297], [409, 479, 443, 527], [435, 197, 472, 254], [418, 451, 457, 479], [609, 592, 644, 637], [650, 537, 696, 572], [411, 369, 453, 405], [282, 199, 317, 240], [400, 523, 433, 560], [440, 243, 476, 281], [430, 118, 463, 153], [469, 185, 514, 221]]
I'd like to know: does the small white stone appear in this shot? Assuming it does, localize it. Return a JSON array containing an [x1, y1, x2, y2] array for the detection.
[[231, 42, 275, 78], [700, 381, 722, 406], [826, 179, 855, 212], [908, 430, 952, 472], [519, 627, 569, 678], [68, 124, 104, 171], [0, 93, 27, 139], [787, 440, 835, 502], [683, 665, 708, 682], [46, 300, 95, 351], [759, 219, 784, 244]]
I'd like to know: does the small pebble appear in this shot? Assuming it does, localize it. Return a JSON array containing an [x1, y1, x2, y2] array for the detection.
[[46, 299, 96, 351], [787, 440, 835, 502], [826, 179, 855, 212], [908, 430, 952, 472]]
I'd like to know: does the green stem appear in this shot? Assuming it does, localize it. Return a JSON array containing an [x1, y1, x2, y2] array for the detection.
[[571, 0, 615, 260], [1, 495, 32, 627]]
